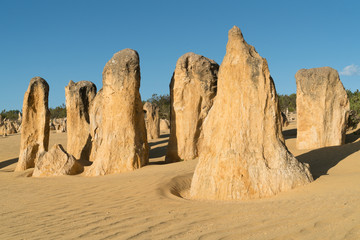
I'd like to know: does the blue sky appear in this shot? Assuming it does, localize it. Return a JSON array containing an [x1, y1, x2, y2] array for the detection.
[[1, 0, 359, 110]]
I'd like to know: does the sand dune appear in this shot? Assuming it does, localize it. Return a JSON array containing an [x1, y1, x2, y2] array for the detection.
[[0, 126, 359, 239]]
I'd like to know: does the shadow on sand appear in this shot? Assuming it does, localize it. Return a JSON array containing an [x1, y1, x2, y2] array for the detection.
[[297, 140, 360, 180], [345, 133, 360, 144], [283, 129, 297, 140], [283, 127, 360, 143], [148, 136, 169, 147], [149, 145, 169, 165], [0, 158, 18, 169], [148, 133, 170, 165]]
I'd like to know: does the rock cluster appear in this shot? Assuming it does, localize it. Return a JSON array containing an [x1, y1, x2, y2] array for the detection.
[[189, 26, 313, 201], [296, 67, 350, 149], [16, 77, 50, 171], [0, 112, 22, 136], [14, 27, 349, 196], [15, 77, 86, 177], [0, 120, 18, 136], [86, 49, 149, 176], [166, 53, 218, 163], [52, 118, 67, 133]]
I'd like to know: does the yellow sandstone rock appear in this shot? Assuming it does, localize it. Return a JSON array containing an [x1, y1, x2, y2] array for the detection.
[[65, 80, 97, 161], [143, 102, 160, 140], [33, 144, 83, 177], [296, 67, 350, 149], [15, 77, 50, 171], [190, 26, 313, 201], [160, 119, 170, 132], [86, 49, 149, 176], [166, 53, 218, 163]]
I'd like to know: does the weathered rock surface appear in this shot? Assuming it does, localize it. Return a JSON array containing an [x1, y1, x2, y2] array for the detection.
[[15, 77, 50, 171], [143, 102, 160, 140], [33, 144, 83, 177], [166, 52, 218, 163], [88, 89, 103, 163], [160, 119, 170, 132], [65, 80, 96, 161], [296, 67, 350, 149], [86, 49, 149, 176], [190, 26, 313, 201]]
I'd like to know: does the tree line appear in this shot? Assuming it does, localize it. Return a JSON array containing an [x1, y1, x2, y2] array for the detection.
[[2, 90, 360, 127], [1, 104, 67, 121]]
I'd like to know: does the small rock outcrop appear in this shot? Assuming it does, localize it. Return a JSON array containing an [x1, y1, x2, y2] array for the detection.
[[296, 67, 350, 149], [281, 112, 289, 127], [160, 119, 170, 132], [143, 102, 160, 140], [15, 77, 50, 171], [50, 121, 56, 130], [18, 112, 22, 122], [166, 53, 218, 163], [32, 144, 83, 177], [86, 49, 149, 176], [65, 80, 97, 161], [190, 26, 313, 201], [53, 118, 67, 133]]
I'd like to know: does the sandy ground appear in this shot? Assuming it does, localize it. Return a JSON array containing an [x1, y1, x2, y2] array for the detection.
[[0, 125, 359, 240]]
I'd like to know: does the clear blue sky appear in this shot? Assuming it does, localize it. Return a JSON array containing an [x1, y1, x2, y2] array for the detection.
[[1, 0, 359, 110]]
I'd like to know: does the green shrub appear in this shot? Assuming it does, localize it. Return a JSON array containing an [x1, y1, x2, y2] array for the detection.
[[346, 89, 360, 130], [278, 93, 296, 112], [146, 94, 170, 120], [0, 109, 20, 121], [49, 103, 66, 119]]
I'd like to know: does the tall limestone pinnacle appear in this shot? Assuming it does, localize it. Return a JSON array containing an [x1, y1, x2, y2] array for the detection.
[[166, 52, 218, 163], [65, 80, 97, 161], [296, 67, 349, 149], [143, 102, 160, 140], [86, 49, 149, 176], [16, 77, 50, 171], [189, 26, 313, 200]]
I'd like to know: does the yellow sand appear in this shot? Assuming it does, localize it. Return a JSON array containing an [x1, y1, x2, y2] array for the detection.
[[0, 125, 359, 240]]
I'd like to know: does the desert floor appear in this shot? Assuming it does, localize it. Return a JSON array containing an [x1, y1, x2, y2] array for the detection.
[[0, 123, 359, 240]]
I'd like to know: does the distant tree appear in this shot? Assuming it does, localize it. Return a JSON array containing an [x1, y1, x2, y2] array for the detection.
[[346, 89, 360, 129], [146, 94, 170, 120], [347, 89, 360, 114], [0, 109, 20, 121], [278, 93, 296, 112], [49, 103, 66, 119]]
